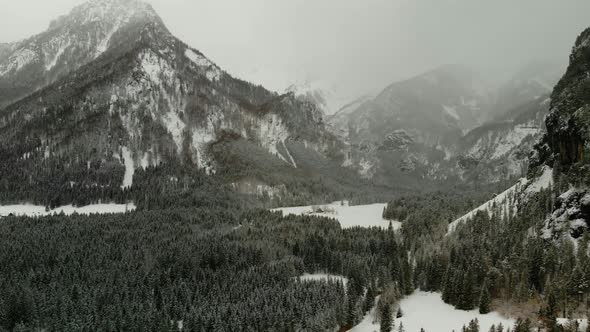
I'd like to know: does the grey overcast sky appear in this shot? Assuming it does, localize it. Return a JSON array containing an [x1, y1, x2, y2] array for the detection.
[[0, 0, 589, 98]]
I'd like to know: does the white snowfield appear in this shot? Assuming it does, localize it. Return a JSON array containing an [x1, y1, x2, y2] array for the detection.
[[295, 273, 348, 287], [447, 166, 553, 235], [0, 203, 136, 217], [351, 291, 515, 332], [273, 201, 401, 230], [350, 295, 381, 332]]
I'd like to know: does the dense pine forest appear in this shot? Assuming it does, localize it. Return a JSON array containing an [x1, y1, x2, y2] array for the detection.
[[0, 206, 415, 331], [1, 0, 589, 330], [3, 182, 582, 331], [385, 185, 590, 332]]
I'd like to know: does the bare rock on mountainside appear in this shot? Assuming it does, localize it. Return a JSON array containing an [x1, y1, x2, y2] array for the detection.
[[0, 0, 362, 206]]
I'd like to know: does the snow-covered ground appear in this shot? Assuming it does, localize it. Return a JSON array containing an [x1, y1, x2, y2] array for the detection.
[[295, 273, 348, 287], [350, 296, 381, 332], [447, 179, 527, 234], [121, 146, 135, 189], [525, 166, 553, 194], [274, 201, 401, 230], [557, 318, 588, 331], [0, 203, 136, 217], [447, 166, 553, 235], [352, 291, 515, 332]]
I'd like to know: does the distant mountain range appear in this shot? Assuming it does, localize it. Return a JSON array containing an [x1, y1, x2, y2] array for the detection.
[[324, 63, 561, 186], [0, 0, 567, 207]]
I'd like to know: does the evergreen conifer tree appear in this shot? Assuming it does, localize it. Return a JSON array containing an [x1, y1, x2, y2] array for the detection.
[[479, 286, 491, 314], [380, 303, 393, 332], [396, 307, 403, 318], [363, 285, 375, 313]]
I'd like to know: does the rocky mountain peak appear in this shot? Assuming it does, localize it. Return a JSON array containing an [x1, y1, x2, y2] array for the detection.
[[50, 0, 160, 29], [0, 0, 169, 107]]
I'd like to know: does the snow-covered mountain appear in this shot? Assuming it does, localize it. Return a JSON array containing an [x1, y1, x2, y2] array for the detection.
[[452, 26, 590, 243], [447, 166, 554, 235], [530, 27, 590, 241], [0, 0, 164, 108], [490, 61, 563, 121], [285, 81, 363, 116], [327, 63, 558, 187], [0, 0, 350, 205], [457, 96, 550, 182], [327, 65, 493, 184]]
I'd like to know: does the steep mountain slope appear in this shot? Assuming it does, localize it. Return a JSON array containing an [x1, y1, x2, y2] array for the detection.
[[0, 0, 164, 108], [286, 81, 343, 115], [450, 27, 590, 243], [457, 96, 550, 182], [529, 27, 590, 240], [329, 63, 559, 186], [328, 65, 492, 184], [491, 61, 563, 121], [0, 0, 351, 207]]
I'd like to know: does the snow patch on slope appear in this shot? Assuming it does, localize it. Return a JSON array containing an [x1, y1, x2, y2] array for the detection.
[[448, 178, 528, 234], [525, 166, 553, 194], [44, 36, 70, 71], [163, 111, 186, 152], [448, 167, 553, 235], [121, 147, 134, 189], [258, 113, 292, 165], [358, 159, 374, 179], [0, 48, 38, 76], [95, 18, 122, 57], [282, 141, 297, 168], [185, 49, 222, 81], [490, 124, 540, 159], [443, 105, 460, 120]]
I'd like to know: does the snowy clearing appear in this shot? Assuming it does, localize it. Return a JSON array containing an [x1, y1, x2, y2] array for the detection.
[[351, 291, 515, 332], [0, 203, 136, 217], [295, 273, 348, 287], [274, 201, 401, 229]]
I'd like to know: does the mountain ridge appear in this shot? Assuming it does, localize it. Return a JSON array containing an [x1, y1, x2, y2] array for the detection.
[[0, 0, 166, 107], [0, 0, 356, 207]]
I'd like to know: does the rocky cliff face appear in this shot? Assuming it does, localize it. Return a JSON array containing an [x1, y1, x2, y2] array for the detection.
[[328, 65, 490, 183], [537, 28, 590, 173], [529, 27, 590, 241], [458, 96, 549, 183]]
